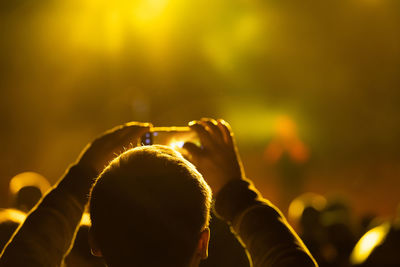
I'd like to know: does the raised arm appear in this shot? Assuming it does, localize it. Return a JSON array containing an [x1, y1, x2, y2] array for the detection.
[[184, 118, 317, 267], [0, 122, 150, 267]]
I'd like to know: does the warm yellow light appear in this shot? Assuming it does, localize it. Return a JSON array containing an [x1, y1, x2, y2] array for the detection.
[[168, 140, 185, 150], [41, 0, 172, 56], [134, 0, 169, 23], [350, 222, 390, 265], [288, 199, 305, 221], [275, 115, 297, 139], [203, 35, 234, 72], [288, 193, 327, 222], [103, 10, 125, 53], [234, 14, 260, 47], [80, 212, 92, 226], [9, 172, 51, 196], [0, 209, 26, 224], [203, 13, 260, 72]]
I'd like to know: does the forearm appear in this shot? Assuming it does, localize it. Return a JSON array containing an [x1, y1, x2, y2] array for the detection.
[[0, 164, 97, 266], [214, 179, 318, 267]]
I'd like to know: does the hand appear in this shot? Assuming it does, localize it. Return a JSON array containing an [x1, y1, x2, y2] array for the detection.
[[183, 118, 244, 196], [76, 122, 151, 174]]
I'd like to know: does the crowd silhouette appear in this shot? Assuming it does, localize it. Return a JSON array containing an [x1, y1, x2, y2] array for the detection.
[[0, 119, 398, 267]]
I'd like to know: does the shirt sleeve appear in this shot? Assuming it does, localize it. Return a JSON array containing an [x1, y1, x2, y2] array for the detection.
[[0, 165, 97, 267], [214, 179, 318, 267]]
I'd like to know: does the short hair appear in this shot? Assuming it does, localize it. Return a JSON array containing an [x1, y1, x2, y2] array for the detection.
[[63, 224, 105, 267], [89, 145, 212, 267]]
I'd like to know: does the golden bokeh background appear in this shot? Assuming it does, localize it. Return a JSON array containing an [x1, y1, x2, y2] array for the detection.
[[1, 0, 399, 218]]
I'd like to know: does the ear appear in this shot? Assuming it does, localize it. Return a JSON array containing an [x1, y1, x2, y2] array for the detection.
[[196, 228, 210, 259], [88, 226, 103, 257]]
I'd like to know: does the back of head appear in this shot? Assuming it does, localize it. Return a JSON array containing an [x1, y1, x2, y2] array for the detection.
[[64, 224, 106, 267], [89, 145, 212, 267]]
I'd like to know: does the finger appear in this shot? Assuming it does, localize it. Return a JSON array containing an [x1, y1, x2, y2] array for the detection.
[[127, 123, 152, 140], [123, 126, 151, 148], [188, 121, 214, 149], [200, 118, 224, 143], [217, 119, 234, 146], [102, 122, 151, 149], [182, 142, 203, 164], [102, 122, 151, 139], [118, 123, 151, 148], [183, 141, 203, 156]]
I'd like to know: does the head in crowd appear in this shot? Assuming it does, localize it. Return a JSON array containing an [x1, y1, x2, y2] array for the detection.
[[288, 193, 327, 233], [89, 145, 212, 267], [9, 172, 51, 212], [14, 186, 42, 212], [0, 209, 26, 251], [351, 207, 400, 267]]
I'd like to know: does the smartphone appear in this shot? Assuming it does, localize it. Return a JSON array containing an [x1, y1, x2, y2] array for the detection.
[[141, 127, 200, 149]]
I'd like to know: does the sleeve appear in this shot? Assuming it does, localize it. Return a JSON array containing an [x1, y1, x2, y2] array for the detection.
[[0, 164, 97, 267], [214, 179, 318, 267]]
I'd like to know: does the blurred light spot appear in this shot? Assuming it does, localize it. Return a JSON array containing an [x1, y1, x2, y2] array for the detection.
[[263, 115, 310, 163], [288, 193, 327, 222], [9, 172, 51, 196], [274, 115, 297, 139], [288, 140, 310, 163], [225, 102, 283, 142], [0, 209, 26, 224], [134, 0, 169, 23], [264, 141, 284, 163], [169, 140, 185, 149], [288, 199, 305, 222], [234, 14, 260, 47], [203, 13, 260, 72], [46, 0, 170, 55], [203, 35, 235, 72], [350, 222, 391, 265], [104, 10, 124, 53], [80, 212, 92, 226]]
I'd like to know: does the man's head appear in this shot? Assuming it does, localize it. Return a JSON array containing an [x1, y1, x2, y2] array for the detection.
[[89, 145, 212, 267]]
